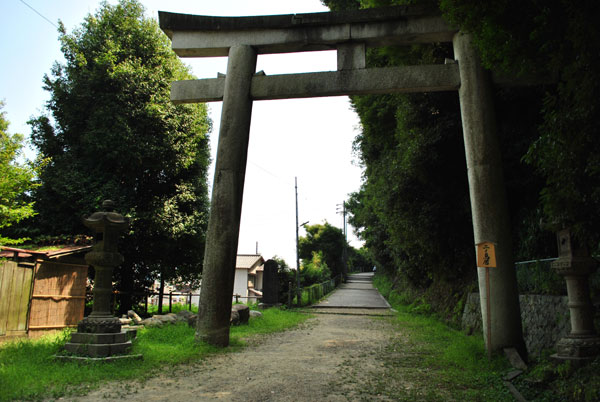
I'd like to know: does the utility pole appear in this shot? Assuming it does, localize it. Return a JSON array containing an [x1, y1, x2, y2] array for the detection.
[[295, 177, 301, 307], [336, 201, 348, 279]]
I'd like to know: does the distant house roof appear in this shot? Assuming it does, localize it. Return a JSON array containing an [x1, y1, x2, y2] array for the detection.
[[236, 254, 264, 272], [0, 245, 92, 261]]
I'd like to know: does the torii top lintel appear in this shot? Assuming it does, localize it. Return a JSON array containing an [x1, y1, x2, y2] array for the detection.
[[158, 6, 456, 58]]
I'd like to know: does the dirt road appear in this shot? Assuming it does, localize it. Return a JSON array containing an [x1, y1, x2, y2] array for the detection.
[[67, 311, 399, 401]]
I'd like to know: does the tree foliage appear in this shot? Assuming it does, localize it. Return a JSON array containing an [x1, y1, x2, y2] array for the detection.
[[298, 222, 346, 280], [300, 251, 332, 286], [440, 0, 600, 247], [27, 0, 211, 311], [0, 102, 39, 245], [326, 0, 560, 293]]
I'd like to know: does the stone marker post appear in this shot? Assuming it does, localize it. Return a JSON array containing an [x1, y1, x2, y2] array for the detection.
[[551, 228, 600, 364], [197, 45, 257, 347], [262, 259, 280, 306], [453, 33, 526, 356]]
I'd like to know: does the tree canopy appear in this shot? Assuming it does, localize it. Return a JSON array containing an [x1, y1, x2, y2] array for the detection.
[[0, 102, 39, 245], [322, 0, 589, 303], [299, 222, 346, 280], [440, 0, 600, 246], [27, 0, 211, 311]]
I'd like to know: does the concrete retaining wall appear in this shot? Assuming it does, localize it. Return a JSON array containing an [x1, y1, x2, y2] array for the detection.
[[462, 293, 571, 357]]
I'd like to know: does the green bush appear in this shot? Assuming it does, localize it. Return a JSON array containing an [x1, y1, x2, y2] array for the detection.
[[300, 251, 332, 286]]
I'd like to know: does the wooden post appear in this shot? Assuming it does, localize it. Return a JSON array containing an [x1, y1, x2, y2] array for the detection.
[[196, 45, 257, 347], [169, 291, 172, 313]]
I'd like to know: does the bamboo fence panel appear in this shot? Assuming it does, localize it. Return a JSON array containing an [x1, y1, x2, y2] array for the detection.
[[28, 261, 87, 338]]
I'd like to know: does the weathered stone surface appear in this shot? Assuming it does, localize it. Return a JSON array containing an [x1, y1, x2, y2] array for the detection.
[[156, 313, 178, 324], [232, 304, 250, 325], [454, 32, 524, 354], [504, 347, 527, 370], [77, 316, 121, 334], [70, 331, 129, 345], [176, 310, 194, 321], [262, 259, 279, 305], [250, 310, 262, 318], [141, 317, 163, 327], [160, 8, 456, 58], [462, 292, 571, 356], [550, 229, 600, 363], [195, 44, 257, 347], [171, 64, 460, 104], [65, 340, 133, 358], [230, 310, 240, 326], [187, 314, 198, 327], [128, 310, 143, 324]]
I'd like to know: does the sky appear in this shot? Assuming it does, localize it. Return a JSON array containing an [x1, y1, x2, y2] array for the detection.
[[1, 0, 365, 268]]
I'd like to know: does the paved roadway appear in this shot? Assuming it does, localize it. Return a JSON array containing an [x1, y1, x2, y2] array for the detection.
[[312, 272, 391, 313]]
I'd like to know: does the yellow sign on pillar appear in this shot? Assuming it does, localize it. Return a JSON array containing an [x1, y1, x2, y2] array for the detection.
[[477, 242, 497, 268]]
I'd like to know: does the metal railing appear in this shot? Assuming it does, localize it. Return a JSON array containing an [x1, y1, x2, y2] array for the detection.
[[515, 257, 600, 295], [294, 275, 342, 307]]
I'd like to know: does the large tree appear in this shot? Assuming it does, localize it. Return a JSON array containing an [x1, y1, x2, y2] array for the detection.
[[0, 102, 39, 245], [299, 222, 346, 279], [28, 0, 211, 312]]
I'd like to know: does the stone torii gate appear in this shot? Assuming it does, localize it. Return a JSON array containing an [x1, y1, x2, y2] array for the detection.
[[159, 5, 525, 354]]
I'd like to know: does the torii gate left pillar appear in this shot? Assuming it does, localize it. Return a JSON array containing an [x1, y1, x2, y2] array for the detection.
[[196, 45, 256, 345]]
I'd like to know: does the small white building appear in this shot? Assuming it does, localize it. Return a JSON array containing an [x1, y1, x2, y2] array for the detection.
[[233, 254, 264, 303]]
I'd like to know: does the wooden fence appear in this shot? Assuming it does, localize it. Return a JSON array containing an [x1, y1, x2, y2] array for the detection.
[[0, 258, 88, 340], [28, 261, 88, 338], [0, 261, 34, 339]]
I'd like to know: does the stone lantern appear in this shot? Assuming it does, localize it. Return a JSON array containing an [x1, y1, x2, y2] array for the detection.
[[62, 200, 139, 360], [551, 228, 600, 364]]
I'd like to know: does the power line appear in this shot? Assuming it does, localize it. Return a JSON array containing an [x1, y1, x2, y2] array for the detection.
[[19, 0, 58, 29]]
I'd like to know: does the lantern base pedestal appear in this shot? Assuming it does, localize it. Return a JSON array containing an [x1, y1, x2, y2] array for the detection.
[[60, 316, 143, 362], [77, 315, 122, 333], [551, 335, 600, 367], [63, 330, 137, 358], [55, 353, 143, 363]]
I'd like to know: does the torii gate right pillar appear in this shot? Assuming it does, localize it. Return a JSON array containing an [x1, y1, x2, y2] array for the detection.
[[453, 33, 526, 356]]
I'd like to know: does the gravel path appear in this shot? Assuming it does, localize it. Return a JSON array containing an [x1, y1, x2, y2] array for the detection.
[[63, 311, 400, 402]]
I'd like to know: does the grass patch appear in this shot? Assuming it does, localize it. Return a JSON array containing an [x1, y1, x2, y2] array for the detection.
[[145, 302, 197, 315], [372, 274, 513, 401], [0, 308, 308, 401], [513, 354, 600, 401]]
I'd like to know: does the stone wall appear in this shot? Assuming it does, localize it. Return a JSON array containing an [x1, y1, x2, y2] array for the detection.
[[462, 293, 571, 357]]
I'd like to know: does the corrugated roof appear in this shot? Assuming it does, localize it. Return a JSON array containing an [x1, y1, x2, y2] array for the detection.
[[236, 254, 264, 270]]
